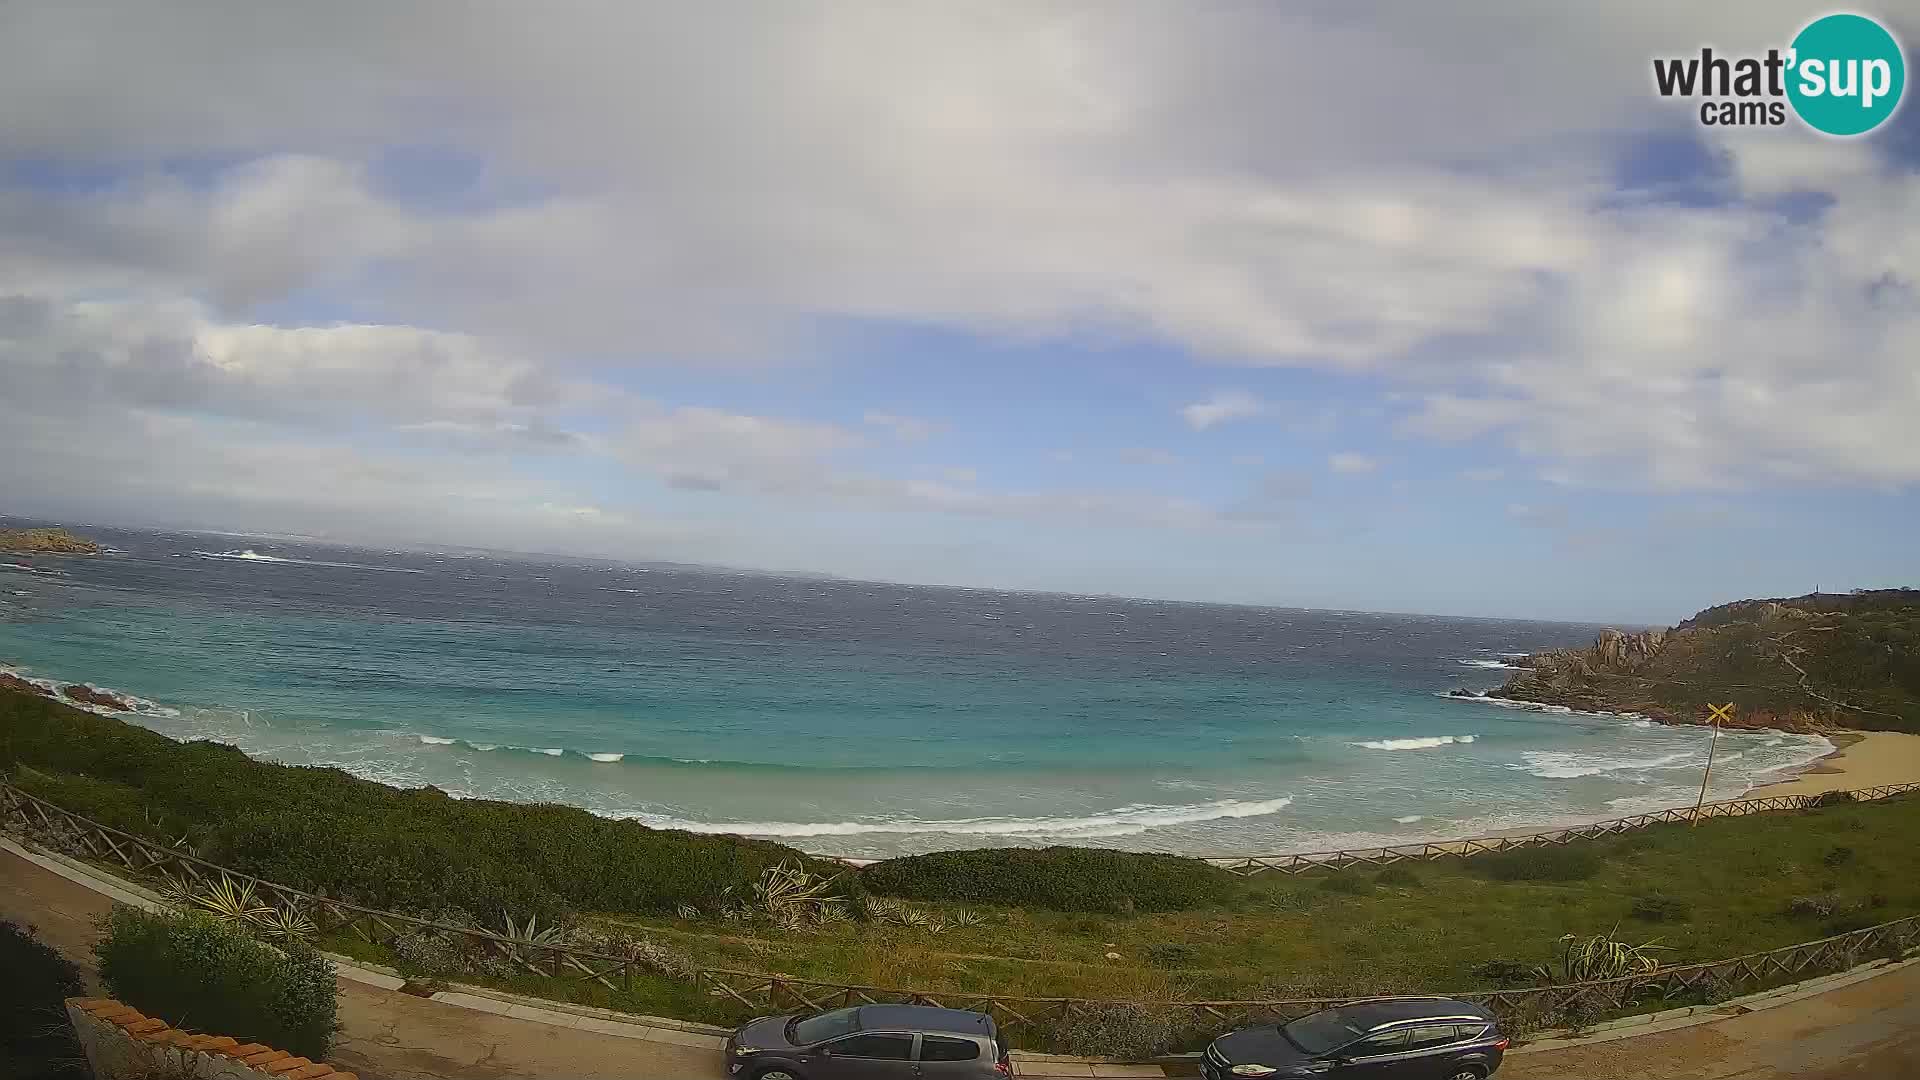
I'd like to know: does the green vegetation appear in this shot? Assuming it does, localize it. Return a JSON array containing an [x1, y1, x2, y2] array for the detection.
[[1, 921, 87, 1080], [1498, 587, 1920, 733], [95, 906, 338, 1059], [862, 845, 1239, 912], [0, 689, 844, 920]]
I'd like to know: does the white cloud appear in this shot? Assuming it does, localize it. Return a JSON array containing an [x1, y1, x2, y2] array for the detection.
[[864, 411, 944, 442], [1329, 452, 1378, 474], [1180, 390, 1265, 430]]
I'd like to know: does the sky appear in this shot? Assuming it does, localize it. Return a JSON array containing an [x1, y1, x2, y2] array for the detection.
[[0, 4, 1916, 624]]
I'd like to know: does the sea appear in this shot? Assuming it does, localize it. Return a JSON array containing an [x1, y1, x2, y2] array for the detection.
[[0, 522, 1835, 859]]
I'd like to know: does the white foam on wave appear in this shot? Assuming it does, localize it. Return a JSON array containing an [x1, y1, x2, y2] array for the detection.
[[192, 549, 423, 574], [617, 796, 1296, 840], [0, 665, 181, 720], [1355, 734, 1477, 751], [1510, 749, 1696, 779], [470, 744, 498, 752], [1394, 815, 1425, 824], [1455, 659, 1521, 670], [587, 752, 625, 762], [417, 735, 458, 745]]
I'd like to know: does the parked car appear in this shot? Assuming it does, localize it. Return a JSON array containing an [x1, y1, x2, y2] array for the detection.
[[1201, 997, 1507, 1080], [726, 1004, 1013, 1080]]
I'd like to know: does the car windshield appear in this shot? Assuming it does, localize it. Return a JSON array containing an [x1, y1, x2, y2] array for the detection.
[[792, 1009, 861, 1045], [1281, 1010, 1368, 1055]]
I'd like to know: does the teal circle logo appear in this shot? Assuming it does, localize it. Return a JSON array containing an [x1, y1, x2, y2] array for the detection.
[[1786, 13, 1905, 136]]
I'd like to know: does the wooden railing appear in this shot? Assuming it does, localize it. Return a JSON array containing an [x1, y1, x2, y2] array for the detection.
[[4, 779, 1916, 1042]]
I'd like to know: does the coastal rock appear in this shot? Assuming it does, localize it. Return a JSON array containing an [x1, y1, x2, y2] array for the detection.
[[0, 527, 102, 555], [62, 684, 132, 711], [0, 672, 53, 698]]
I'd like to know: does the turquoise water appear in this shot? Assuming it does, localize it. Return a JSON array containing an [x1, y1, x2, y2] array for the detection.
[[0, 524, 1833, 857]]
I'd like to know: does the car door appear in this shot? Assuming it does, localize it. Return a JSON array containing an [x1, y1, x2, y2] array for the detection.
[[917, 1034, 988, 1080], [1394, 1024, 1471, 1080], [817, 1031, 918, 1080], [1329, 1029, 1409, 1079]]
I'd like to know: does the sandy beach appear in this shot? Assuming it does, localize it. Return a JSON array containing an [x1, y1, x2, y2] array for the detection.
[[1754, 730, 1920, 796]]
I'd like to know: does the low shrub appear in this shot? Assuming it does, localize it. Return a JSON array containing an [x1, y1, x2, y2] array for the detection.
[[1809, 790, 1857, 807], [860, 846, 1238, 913], [1144, 943, 1196, 967], [1630, 893, 1691, 923], [1469, 958, 1538, 985], [1785, 893, 1844, 919], [94, 906, 338, 1059], [1, 921, 87, 1080], [1038, 1003, 1176, 1059], [1318, 873, 1372, 895], [1469, 845, 1601, 882], [1373, 864, 1422, 888], [1823, 846, 1855, 868]]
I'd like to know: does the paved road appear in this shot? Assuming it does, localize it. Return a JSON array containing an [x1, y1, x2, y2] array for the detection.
[[4, 846, 1916, 1078]]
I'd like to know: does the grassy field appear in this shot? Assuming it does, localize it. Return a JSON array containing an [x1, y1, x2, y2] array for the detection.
[[583, 797, 1920, 1003]]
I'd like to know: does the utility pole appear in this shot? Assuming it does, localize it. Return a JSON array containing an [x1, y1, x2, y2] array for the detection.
[[1693, 703, 1734, 824]]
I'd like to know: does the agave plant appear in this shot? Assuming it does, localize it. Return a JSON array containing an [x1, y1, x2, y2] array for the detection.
[[949, 908, 986, 929], [192, 875, 273, 924], [498, 912, 575, 946], [1534, 926, 1670, 983], [747, 860, 850, 928], [674, 903, 702, 921], [250, 905, 319, 942]]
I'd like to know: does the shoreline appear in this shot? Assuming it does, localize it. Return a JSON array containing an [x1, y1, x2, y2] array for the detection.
[[6, 662, 1916, 860], [1751, 730, 1920, 796]]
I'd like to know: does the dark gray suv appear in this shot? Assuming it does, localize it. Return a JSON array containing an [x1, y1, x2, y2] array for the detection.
[[726, 1004, 1012, 1080], [1202, 998, 1507, 1080]]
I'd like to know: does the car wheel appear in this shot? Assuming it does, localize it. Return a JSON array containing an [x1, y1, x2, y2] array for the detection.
[[1446, 1069, 1487, 1080], [751, 1070, 801, 1080]]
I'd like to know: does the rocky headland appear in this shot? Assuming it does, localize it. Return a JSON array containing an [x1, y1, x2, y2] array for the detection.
[[1470, 589, 1920, 734]]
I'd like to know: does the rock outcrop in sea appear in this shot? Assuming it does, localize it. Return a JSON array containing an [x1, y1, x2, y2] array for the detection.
[[0, 527, 102, 555]]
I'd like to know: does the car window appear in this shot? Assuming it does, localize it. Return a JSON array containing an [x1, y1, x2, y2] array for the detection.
[[1455, 1023, 1492, 1042], [1282, 1010, 1369, 1054], [793, 1008, 861, 1044], [1403, 1024, 1460, 1051], [830, 1033, 915, 1060], [921, 1035, 980, 1061], [1348, 1029, 1409, 1056]]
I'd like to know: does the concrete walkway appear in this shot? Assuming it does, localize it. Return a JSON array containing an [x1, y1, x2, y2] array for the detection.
[[5, 840, 1917, 1079]]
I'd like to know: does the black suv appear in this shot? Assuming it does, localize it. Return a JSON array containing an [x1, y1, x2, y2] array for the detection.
[[1202, 998, 1507, 1080]]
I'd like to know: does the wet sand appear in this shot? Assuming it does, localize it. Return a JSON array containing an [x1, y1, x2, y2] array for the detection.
[[1753, 730, 1920, 796]]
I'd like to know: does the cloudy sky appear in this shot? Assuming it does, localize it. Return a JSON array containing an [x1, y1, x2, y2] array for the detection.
[[2, 3, 1916, 622]]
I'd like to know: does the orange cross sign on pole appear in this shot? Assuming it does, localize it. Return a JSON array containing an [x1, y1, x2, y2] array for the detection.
[[1692, 703, 1735, 824]]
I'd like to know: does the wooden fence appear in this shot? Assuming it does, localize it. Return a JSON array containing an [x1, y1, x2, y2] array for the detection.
[[4, 779, 1916, 1042]]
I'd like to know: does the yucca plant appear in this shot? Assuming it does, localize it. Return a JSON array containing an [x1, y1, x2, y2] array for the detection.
[[1533, 925, 1670, 983]]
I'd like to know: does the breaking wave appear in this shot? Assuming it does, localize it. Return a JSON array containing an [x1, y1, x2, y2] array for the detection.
[[1355, 734, 1477, 751], [193, 549, 423, 574], [615, 796, 1297, 840]]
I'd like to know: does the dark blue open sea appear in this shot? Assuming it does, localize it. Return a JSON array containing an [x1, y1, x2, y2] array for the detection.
[[0, 522, 1832, 858]]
